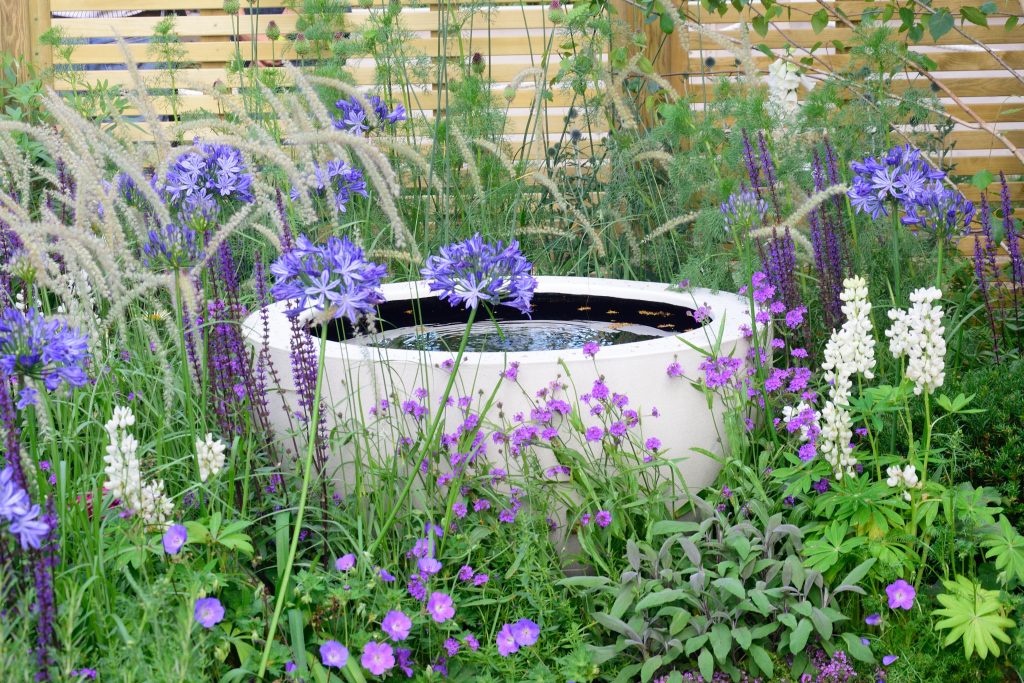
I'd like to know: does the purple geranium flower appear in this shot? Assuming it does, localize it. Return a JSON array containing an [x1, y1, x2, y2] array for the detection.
[[886, 579, 916, 610], [193, 597, 225, 629], [509, 618, 540, 647], [320, 640, 349, 668], [162, 524, 187, 555], [865, 613, 881, 626], [883, 654, 899, 666], [382, 610, 412, 641], [496, 624, 519, 656], [335, 553, 356, 571], [426, 592, 455, 623], [361, 641, 395, 676]]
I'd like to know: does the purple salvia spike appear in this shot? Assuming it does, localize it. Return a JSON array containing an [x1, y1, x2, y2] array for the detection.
[[32, 495, 59, 681], [974, 194, 1001, 360], [757, 132, 783, 222], [0, 378, 24, 489], [1000, 172, 1022, 297], [276, 188, 294, 251], [741, 129, 762, 199]]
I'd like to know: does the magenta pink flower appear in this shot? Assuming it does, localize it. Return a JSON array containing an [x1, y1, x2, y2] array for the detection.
[[320, 640, 349, 668], [361, 641, 395, 676], [381, 610, 412, 641], [426, 592, 455, 623], [886, 579, 916, 610]]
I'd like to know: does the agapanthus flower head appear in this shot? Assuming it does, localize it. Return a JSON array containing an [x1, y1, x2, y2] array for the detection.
[[142, 223, 203, 270], [886, 287, 946, 395], [164, 141, 254, 219], [1, 467, 48, 549], [270, 234, 387, 323], [901, 181, 974, 241], [421, 234, 536, 315], [720, 187, 769, 234], [334, 94, 407, 134], [289, 159, 368, 214], [193, 597, 225, 628], [847, 144, 944, 219], [0, 308, 89, 391]]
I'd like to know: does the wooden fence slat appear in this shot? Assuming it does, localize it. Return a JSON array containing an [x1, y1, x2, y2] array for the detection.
[[679, 0, 1021, 22], [686, 49, 1024, 74]]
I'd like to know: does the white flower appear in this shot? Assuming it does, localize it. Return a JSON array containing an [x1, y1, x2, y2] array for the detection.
[[818, 276, 876, 479], [196, 433, 227, 482], [886, 287, 946, 395], [782, 401, 819, 443], [766, 56, 816, 116], [101, 405, 173, 527], [886, 464, 922, 501]]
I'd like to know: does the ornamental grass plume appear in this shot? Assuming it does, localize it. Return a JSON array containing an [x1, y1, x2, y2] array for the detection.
[[886, 286, 946, 396], [420, 234, 537, 315]]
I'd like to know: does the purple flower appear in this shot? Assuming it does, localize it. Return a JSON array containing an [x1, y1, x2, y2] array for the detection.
[[812, 477, 831, 494], [162, 524, 187, 555], [396, 647, 413, 677], [444, 637, 460, 656], [70, 669, 97, 680], [0, 308, 90, 391], [270, 234, 387, 322], [510, 618, 540, 647], [698, 356, 742, 389], [361, 641, 395, 676], [335, 553, 356, 571], [284, 661, 296, 675], [595, 510, 612, 528], [0, 466, 30, 521], [333, 94, 407, 133], [465, 633, 480, 651], [472, 573, 489, 586], [290, 159, 369, 213], [886, 579, 916, 610], [142, 223, 203, 270], [320, 640, 349, 668], [496, 624, 520, 656], [9, 502, 49, 550], [420, 234, 536, 315], [585, 426, 603, 442], [883, 655, 899, 666], [193, 597, 225, 629], [381, 610, 412, 641], [644, 437, 661, 451], [502, 362, 520, 381], [865, 613, 881, 626], [582, 341, 600, 357], [418, 557, 442, 575], [666, 361, 683, 377], [458, 565, 474, 581], [426, 592, 455, 622], [721, 186, 769, 234], [377, 567, 396, 582]]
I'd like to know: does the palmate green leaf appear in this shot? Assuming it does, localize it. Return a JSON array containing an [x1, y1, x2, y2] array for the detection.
[[981, 516, 1024, 587], [932, 576, 1015, 659]]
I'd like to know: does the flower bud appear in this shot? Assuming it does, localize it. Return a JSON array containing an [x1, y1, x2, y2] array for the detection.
[[471, 52, 485, 75], [266, 20, 280, 41], [223, 0, 240, 14]]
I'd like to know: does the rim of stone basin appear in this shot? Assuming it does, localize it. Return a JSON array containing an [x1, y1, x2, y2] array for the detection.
[[245, 276, 753, 366]]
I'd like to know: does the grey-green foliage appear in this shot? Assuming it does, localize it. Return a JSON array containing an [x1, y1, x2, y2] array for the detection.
[[564, 500, 875, 682]]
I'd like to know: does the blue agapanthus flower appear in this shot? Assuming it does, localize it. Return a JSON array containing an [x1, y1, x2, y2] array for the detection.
[[901, 181, 975, 241], [720, 187, 769, 233], [289, 160, 369, 214], [142, 223, 204, 270], [420, 234, 537, 315], [0, 308, 90, 391], [164, 141, 254, 219], [270, 235, 387, 322], [333, 94, 407, 134], [1, 466, 48, 550], [847, 144, 945, 219]]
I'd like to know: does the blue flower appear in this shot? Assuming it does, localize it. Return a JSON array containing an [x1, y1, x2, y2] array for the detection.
[[0, 308, 90, 391], [420, 234, 537, 315], [9, 502, 48, 549], [333, 94, 407, 134], [0, 467, 29, 520], [270, 235, 387, 322], [847, 144, 946, 219], [142, 223, 203, 270], [164, 141, 254, 219], [720, 187, 768, 234], [289, 160, 368, 214], [900, 181, 975, 241]]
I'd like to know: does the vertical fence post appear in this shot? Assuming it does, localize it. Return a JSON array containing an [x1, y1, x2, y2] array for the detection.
[[0, 0, 51, 80]]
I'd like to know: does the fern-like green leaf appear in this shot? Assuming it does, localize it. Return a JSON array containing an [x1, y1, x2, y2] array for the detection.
[[932, 576, 1015, 659]]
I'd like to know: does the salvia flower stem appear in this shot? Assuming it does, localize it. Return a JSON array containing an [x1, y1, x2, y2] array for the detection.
[[256, 323, 329, 679], [367, 305, 478, 560]]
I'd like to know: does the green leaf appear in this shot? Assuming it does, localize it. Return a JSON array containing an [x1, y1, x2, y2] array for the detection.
[[897, 6, 916, 31], [933, 575, 1015, 659], [1007, 16, 1019, 31], [752, 15, 769, 37], [842, 632, 876, 663], [731, 625, 752, 650], [660, 11, 675, 34], [811, 9, 828, 33], [641, 655, 663, 682], [960, 7, 988, 27], [979, 2, 998, 14], [710, 623, 732, 662], [748, 645, 774, 678], [928, 9, 955, 40], [558, 576, 611, 589], [636, 589, 690, 611], [685, 634, 709, 657], [789, 618, 813, 654], [971, 170, 995, 191], [838, 558, 877, 590], [698, 648, 714, 681], [712, 576, 746, 600]]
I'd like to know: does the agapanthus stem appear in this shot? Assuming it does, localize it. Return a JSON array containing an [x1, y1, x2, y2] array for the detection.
[[257, 323, 329, 679], [367, 306, 478, 559]]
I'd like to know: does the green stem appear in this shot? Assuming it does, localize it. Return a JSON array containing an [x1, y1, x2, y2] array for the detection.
[[257, 324, 329, 679], [921, 391, 932, 485], [366, 306, 478, 559]]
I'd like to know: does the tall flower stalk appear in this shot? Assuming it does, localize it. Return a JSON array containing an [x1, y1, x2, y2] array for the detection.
[[257, 235, 387, 678]]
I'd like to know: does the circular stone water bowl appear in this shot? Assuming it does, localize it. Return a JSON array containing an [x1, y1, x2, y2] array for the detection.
[[244, 277, 751, 549]]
